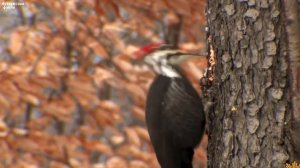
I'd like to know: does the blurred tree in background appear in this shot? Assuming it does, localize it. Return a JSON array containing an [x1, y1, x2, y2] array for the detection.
[[0, 0, 208, 167]]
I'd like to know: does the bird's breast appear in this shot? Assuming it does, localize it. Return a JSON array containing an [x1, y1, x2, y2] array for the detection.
[[146, 75, 205, 148]]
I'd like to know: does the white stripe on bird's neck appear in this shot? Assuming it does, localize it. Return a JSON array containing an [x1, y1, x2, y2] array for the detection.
[[160, 65, 181, 78], [158, 58, 181, 78], [146, 49, 182, 78]]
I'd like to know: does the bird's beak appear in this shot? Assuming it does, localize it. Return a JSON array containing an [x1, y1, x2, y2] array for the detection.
[[168, 53, 199, 65]]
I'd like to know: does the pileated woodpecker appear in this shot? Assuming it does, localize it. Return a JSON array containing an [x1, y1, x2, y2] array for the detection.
[[135, 45, 206, 168]]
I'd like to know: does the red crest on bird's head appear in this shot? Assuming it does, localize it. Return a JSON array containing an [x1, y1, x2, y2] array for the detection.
[[133, 42, 164, 59]]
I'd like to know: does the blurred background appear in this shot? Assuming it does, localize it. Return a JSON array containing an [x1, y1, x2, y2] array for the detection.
[[0, 0, 208, 167]]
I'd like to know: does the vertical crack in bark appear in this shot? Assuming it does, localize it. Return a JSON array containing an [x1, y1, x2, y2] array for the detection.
[[282, 0, 300, 160]]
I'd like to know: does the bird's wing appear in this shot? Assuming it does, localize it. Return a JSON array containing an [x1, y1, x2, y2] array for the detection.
[[162, 78, 205, 148]]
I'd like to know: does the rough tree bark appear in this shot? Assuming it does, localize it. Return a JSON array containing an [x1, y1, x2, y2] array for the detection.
[[205, 0, 300, 167]]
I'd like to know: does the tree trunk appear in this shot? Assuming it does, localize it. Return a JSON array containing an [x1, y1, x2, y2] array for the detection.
[[206, 0, 300, 167]]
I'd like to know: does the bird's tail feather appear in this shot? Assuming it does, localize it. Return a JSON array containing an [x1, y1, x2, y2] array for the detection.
[[181, 148, 194, 168]]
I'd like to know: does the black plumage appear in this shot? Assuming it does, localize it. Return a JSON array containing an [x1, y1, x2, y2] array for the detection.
[[135, 46, 206, 168], [146, 66, 205, 168]]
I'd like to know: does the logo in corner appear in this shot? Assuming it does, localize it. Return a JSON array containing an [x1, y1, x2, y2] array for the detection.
[[286, 161, 300, 168], [1, 0, 25, 11]]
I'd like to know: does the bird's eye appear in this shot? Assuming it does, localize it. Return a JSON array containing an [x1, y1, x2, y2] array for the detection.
[[166, 54, 172, 60], [166, 52, 180, 61]]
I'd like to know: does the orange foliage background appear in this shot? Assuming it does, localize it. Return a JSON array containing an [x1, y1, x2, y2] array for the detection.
[[0, 0, 207, 167]]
